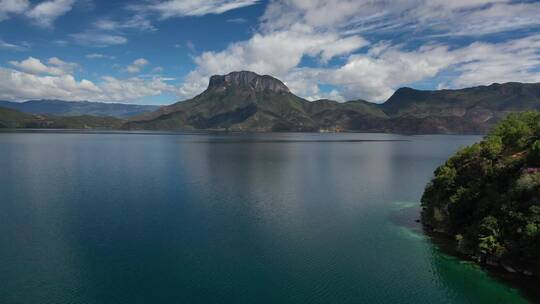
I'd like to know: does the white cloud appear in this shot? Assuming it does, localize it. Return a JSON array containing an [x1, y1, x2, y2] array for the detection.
[[9, 56, 77, 76], [291, 35, 540, 102], [173, 0, 540, 103], [0, 64, 175, 102], [316, 44, 457, 101], [0, 0, 29, 21], [48, 57, 78, 73], [72, 14, 155, 49], [126, 58, 149, 73], [140, 0, 260, 19], [0, 0, 74, 27], [180, 33, 540, 102], [260, 0, 540, 38], [451, 36, 540, 87], [176, 24, 368, 98], [2, 56, 175, 102], [3, 0, 539, 105], [227, 17, 247, 23], [0, 68, 101, 101], [93, 15, 157, 32], [98, 76, 171, 101], [319, 35, 367, 63], [86, 53, 115, 60], [71, 32, 128, 47], [25, 0, 75, 28], [0, 38, 25, 51]]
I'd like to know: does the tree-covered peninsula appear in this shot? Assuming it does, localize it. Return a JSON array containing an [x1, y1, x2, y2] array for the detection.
[[422, 111, 540, 276]]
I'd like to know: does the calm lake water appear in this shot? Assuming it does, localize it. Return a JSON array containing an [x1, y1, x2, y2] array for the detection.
[[0, 132, 531, 303]]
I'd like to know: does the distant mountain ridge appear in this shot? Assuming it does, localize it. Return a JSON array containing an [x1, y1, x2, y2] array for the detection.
[[0, 100, 159, 118], [2, 71, 540, 134], [124, 71, 540, 134], [382, 83, 540, 116], [0, 107, 124, 129]]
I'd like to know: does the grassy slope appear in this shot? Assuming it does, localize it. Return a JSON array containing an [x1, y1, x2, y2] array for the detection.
[[0, 107, 38, 128]]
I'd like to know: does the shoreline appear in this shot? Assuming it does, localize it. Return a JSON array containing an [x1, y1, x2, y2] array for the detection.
[[390, 205, 540, 303], [424, 228, 540, 303]]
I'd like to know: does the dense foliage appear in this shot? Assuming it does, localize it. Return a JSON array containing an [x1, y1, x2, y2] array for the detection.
[[422, 111, 540, 271]]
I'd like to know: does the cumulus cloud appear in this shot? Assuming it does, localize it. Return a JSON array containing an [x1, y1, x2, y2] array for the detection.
[[49, 57, 78, 71], [4, 0, 540, 104], [1, 56, 175, 102], [286, 35, 540, 101], [0, 0, 74, 27], [180, 35, 540, 102], [173, 0, 540, 102], [176, 24, 368, 98], [126, 58, 149, 73], [9, 56, 77, 76], [0, 68, 101, 101], [322, 44, 458, 101], [0, 0, 29, 21], [25, 0, 75, 28], [98, 76, 171, 101]]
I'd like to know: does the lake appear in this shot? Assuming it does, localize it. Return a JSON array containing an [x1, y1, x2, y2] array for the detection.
[[0, 131, 531, 303]]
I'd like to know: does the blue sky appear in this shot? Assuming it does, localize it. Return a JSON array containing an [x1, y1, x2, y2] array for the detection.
[[1, 0, 540, 104]]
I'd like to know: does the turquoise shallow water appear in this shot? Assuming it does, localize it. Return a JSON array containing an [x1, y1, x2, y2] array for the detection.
[[0, 132, 530, 303]]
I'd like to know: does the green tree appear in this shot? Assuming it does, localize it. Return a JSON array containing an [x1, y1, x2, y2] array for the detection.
[[422, 111, 540, 269], [480, 135, 503, 159]]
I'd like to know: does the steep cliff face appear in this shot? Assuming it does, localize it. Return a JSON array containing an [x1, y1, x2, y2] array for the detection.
[[207, 71, 290, 94]]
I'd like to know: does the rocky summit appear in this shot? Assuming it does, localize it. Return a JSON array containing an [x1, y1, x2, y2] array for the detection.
[[208, 71, 290, 94]]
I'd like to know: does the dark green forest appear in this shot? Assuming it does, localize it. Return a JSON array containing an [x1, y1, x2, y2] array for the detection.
[[422, 111, 540, 274]]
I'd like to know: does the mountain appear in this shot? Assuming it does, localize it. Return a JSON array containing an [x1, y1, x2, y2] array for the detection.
[[0, 100, 159, 118], [124, 71, 387, 132], [0, 107, 37, 128], [382, 83, 540, 117], [421, 111, 540, 277], [125, 71, 320, 131], [124, 71, 540, 134], [378, 83, 540, 134], [0, 107, 124, 129], [3, 72, 539, 134]]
